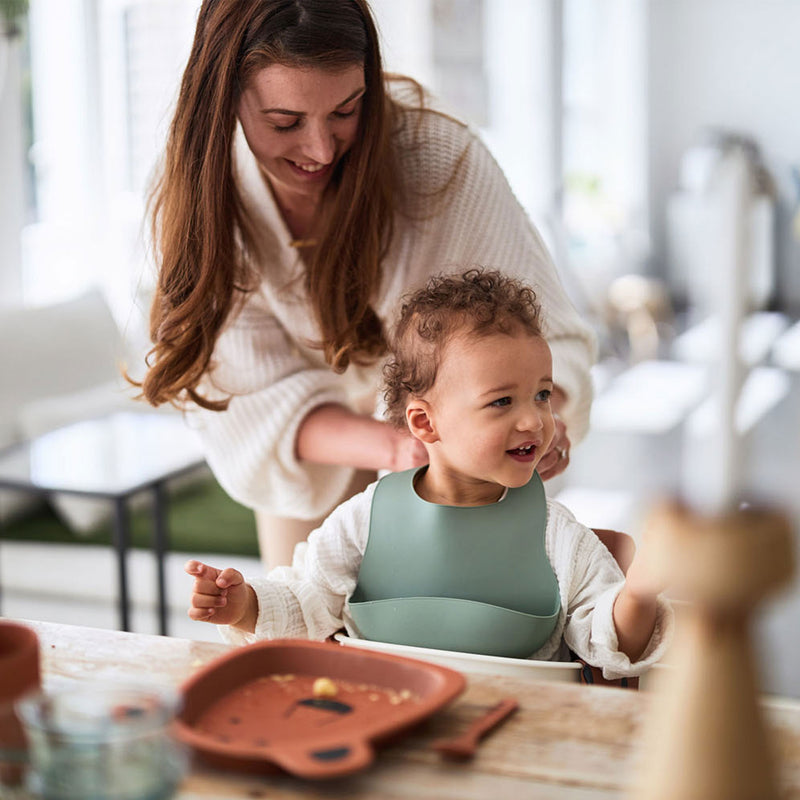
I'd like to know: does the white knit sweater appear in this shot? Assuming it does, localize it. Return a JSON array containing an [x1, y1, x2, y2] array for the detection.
[[221, 483, 673, 681], [190, 105, 597, 519]]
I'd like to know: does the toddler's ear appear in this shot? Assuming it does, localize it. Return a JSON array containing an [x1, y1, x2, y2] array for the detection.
[[406, 401, 439, 444]]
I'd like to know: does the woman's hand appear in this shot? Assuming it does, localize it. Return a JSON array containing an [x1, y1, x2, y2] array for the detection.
[[387, 425, 429, 472], [537, 413, 571, 481], [185, 560, 257, 631]]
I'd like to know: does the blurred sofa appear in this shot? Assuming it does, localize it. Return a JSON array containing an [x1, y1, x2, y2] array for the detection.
[[0, 288, 187, 532]]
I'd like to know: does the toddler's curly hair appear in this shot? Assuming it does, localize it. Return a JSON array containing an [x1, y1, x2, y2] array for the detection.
[[382, 268, 543, 428]]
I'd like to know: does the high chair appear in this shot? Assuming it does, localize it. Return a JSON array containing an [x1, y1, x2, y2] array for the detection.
[[592, 528, 636, 576]]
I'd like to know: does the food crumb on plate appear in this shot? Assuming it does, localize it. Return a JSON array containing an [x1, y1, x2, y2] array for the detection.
[[267, 674, 295, 683], [312, 677, 338, 698]]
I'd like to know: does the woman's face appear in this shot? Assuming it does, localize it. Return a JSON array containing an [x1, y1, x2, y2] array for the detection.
[[237, 63, 365, 205]]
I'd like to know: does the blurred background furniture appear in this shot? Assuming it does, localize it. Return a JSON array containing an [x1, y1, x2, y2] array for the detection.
[[0, 288, 136, 529], [0, 289, 259, 641], [0, 411, 206, 634]]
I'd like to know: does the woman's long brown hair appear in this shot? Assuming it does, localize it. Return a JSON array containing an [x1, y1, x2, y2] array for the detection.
[[141, 0, 401, 410]]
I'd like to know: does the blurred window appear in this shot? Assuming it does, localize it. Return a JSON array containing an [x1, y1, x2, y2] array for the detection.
[[562, 0, 648, 295], [15, 0, 647, 327], [20, 0, 198, 337]]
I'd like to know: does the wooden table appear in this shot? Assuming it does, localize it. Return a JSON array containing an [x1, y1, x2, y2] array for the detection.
[[18, 619, 800, 799]]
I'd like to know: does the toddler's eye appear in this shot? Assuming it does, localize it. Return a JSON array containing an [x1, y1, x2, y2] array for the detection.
[[490, 396, 512, 408], [536, 389, 552, 403]]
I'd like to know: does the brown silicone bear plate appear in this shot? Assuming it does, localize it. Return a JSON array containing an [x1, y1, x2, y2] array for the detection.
[[174, 638, 466, 779]]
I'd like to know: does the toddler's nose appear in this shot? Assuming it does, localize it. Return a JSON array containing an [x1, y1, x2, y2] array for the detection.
[[517, 405, 544, 432]]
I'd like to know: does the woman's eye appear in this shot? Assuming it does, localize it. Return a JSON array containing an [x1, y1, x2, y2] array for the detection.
[[273, 119, 300, 133], [490, 396, 512, 408], [536, 389, 552, 403], [333, 107, 356, 119]]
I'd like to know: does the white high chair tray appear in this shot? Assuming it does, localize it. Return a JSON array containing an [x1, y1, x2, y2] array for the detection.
[[334, 633, 581, 681]]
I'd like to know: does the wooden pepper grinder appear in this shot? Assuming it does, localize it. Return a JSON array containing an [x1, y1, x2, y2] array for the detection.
[[631, 500, 795, 800]]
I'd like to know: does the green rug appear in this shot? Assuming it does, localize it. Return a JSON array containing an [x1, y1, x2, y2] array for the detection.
[[0, 477, 259, 557]]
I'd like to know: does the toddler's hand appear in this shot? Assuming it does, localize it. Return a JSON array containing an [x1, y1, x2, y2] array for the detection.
[[622, 535, 670, 603], [185, 560, 251, 626]]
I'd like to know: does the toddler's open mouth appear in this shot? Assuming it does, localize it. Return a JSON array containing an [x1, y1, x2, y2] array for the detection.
[[506, 443, 538, 461]]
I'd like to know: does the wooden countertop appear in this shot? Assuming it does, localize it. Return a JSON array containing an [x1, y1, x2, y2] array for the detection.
[[17, 619, 800, 799]]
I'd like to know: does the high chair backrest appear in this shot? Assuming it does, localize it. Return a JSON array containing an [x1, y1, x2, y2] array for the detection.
[[592, 528, 636, 575]]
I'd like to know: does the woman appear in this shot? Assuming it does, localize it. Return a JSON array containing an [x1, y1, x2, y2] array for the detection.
[[141, 0, 597, 568]]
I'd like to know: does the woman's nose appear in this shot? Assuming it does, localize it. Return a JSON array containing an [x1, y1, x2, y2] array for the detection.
[[300, 121, 336, 164]]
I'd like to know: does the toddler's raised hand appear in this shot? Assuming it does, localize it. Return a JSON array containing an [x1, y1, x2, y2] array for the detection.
[[185, 560, 253, 627]]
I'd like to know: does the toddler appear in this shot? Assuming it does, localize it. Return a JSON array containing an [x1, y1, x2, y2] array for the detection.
[[186, 269, 672, 679]]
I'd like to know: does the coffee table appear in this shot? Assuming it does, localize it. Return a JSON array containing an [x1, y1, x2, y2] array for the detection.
[[0, 412, 206, 635]]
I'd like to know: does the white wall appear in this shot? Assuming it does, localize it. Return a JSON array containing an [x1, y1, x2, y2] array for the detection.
[[0, 36, 26, 305], [647, 0, 800, 309]]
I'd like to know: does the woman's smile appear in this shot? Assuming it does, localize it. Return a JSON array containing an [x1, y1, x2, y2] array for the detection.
[[289, 160, 330, 174], [285, 159, 334, 180]]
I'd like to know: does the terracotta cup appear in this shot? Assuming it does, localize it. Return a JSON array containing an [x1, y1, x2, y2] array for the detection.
[[0, 620, 41, 788]]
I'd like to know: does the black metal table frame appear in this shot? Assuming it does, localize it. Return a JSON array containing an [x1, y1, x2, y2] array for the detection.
[[0, 461, 204, 636]]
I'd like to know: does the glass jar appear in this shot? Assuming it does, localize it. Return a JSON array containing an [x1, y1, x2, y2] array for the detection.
[[17, 685, 186, 800]]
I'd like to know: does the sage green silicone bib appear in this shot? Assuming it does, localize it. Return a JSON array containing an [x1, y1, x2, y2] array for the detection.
[[348, 468, 560, 658]]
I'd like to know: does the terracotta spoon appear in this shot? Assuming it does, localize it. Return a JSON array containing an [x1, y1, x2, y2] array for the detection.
[[432, 697, 519, 760]]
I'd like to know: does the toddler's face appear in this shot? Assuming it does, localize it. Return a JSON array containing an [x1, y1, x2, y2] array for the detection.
[[422, 330, 556, 500]]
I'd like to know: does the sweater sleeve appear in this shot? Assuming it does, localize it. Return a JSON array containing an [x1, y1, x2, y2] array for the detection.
[[461, 134, 596, 442], [219, 483, 376, 647], [390, 112, 597, 442], [188, 293, 356, 518], [546, 499, 674, 679]]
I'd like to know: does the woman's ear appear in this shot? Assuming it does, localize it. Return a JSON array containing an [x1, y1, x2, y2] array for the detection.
[[406, 400, 439, 444]]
